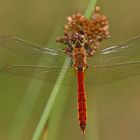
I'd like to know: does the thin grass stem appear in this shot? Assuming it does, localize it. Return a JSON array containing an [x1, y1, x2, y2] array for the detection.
[[84, 0, 98, 18], [32, 0, 98, 140]]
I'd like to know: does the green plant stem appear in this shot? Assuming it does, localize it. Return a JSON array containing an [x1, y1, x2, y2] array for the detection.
[[32, 58, 70, 140], [32, 0, 98, 140], [84, 0, 98, 18]]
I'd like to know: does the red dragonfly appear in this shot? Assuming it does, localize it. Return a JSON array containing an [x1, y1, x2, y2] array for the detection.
[[0, 35, 140, 134]]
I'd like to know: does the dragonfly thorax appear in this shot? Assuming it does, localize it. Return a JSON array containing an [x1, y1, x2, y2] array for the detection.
[[72, 47, 87, 70]]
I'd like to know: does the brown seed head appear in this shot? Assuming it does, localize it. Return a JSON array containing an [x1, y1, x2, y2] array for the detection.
[[56, 6, 110, 56]]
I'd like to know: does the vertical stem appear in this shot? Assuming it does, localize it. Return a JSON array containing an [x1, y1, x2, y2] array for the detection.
[[84, 0, 98, 18], [32, 0, 98, 140], [31, 58, 71, 140]]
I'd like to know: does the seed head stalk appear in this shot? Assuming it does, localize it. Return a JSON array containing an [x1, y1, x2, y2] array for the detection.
[[32, 0, 99, 140]]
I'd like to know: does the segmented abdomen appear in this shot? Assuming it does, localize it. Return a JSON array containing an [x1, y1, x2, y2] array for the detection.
[[77, 70, 87, 134]]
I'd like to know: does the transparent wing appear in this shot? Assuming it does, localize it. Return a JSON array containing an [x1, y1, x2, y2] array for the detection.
[[1, 61, 140, 87], [0, 36, 67, 65], [84, 36, 140, 85], [0, 36, 73, 86], [88, 36, 140, 66], [85, 61, 140, 86], [1, 36, 140, 86], [0, 64, 73, 86]]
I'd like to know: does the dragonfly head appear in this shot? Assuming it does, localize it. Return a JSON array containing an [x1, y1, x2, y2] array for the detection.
[[74, 40, 83, 48], [72, 38, 87, 48], [70, 33, 87, 48]]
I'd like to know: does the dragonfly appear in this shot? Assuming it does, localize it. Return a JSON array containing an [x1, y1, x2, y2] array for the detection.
[[0, 35, 140, 134]]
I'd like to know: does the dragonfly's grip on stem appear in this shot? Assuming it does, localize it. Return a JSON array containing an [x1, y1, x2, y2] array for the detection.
[[77, 70, 87, 134]]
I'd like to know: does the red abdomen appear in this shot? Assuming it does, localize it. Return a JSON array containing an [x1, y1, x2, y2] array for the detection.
[[77, 70, 87, 134]]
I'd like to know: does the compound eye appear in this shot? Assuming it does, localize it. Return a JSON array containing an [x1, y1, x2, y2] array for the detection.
[[81, 39, 84, 43], [80, 38, 85, 46], [71, 40, 75, 46]]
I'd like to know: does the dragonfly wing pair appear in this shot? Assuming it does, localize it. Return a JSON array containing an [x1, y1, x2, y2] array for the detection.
[[86, 36, 140, 85], [0, 36, 140, 86], [0, 36, 71, 85]]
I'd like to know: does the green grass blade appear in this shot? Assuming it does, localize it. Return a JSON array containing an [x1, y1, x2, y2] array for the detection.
[[32, 58, 70, 140], [84, 0, 98, 18], [32, 0, 98, 140]]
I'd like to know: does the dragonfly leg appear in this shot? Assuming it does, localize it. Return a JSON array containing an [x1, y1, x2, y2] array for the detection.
[[63, 47, 72, 56]]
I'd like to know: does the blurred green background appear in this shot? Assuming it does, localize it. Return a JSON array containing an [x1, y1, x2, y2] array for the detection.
[[0, 0, 140, 140]]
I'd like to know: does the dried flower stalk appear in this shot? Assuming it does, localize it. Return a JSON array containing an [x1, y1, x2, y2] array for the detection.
[[56, 6, 110, 56]]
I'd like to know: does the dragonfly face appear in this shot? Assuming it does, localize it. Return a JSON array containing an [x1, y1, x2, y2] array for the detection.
[[71, 35, 86, 48]]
